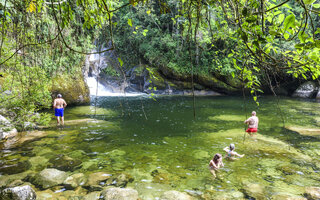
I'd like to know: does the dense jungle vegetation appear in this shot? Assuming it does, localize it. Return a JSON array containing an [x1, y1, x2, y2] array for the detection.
[[0, 0, 320, 129]]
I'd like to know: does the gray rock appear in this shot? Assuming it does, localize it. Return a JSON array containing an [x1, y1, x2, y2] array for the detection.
[[100, 187, 139, 200], [83, 191, 101, 200], [160, 190, 194, 200], [304, 187, 320, 200], [63, 173, 87, 189], [292, 81, 317, 98], [0, 185, 36, 200], [0, 114, 17, 140], [33, 168, 68, 189]]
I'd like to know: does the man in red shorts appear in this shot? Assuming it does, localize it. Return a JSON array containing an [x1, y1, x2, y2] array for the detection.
[[244, 111, 259, 136]]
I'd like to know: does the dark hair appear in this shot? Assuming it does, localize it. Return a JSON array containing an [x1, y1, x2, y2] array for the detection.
[[213, 153, 222, 161], [230, 143, 235, 151], [57, 94, 62, 98]]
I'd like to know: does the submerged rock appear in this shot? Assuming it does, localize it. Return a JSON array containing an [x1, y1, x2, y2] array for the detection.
[[83, 191, 101, 200], [100, 187, 139, 200], [304, 187, 320, 200], [63, 173, 87, 189], [160, 190, 194, 200], [0, 185, 36, 200], [241, 180, 266, 200], [88, 172, 113, 185], [271, 193, 307, 200], [48, 154, 82, 171], [33, 168, 68, 189], [0, 160, 31, 175], [105, 173, 134, 187]]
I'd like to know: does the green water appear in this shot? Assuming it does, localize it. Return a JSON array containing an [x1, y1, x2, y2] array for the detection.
[[1, 96, 320, 199]]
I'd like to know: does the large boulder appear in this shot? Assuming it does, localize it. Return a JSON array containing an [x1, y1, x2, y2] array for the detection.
[[100, 187, 139, 200], [292, 81, 317, 98], [50, 72, 90, 105], [0, 185, 36, 200], [33, 168, 68, 189], [160, 190, 194, 200], [304, 187, 320, 200], [0, 114, 18, 140]]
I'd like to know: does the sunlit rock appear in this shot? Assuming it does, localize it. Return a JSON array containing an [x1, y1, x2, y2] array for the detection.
[[241, 180, 266, 200], [286, 126, 320, 136], [33, 168, 68, 189], [105, 173, 134, 187], [304, 187, 320, 200], [271, 193, 306, 200], [86, 172, 113, 186], [0, 185, 36, 200], [84, 191, 101, 200], [100, 187, 139, 200], [63, 173, 87, 189], [160, 190, 194, 200]]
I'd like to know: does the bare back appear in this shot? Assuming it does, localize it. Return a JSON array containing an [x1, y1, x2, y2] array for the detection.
[[54, 98, 67, 109], [246, 116, 259, 128]]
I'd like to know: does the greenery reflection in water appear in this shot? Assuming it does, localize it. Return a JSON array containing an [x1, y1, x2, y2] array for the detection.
[[1, 96, 320, 199]]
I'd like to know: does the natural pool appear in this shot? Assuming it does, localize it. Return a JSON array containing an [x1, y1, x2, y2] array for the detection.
[[0, 96, 320, 199]]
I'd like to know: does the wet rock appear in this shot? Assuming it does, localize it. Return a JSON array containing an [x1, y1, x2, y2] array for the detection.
[[241, 180, 266, 200], [63, 173, 87, 189], [0, 172, 30, 187], [100, 187, 139, 200], [83, 191, 101, 200], [33, 168, 68, 189], [80, 160, 99, 172], [304, 187, 320, 200], [292, 81, 317, 98], [0, 185, 36, 200], [0, 160, 31, 175], [271, 193, 306, 200], [105, 173, 134, 187], [210, 190, 244, 200], [160, 190, 194, 200], [48, 154, 82, 171], [29, 156, 49, 171], [0, 114, 18, 140], [86, 172, 113, 186]]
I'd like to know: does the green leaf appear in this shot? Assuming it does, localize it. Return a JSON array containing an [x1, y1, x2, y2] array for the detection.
[[146, 10, 151, 14], [128, 18, 132, 27], [278, 14, 285, 24], [304, 0, 316, 4], [284, 32, 290, 40], [313, 4, 320, 8], [283, 14, 295, 31], [118, 57, 123, 66]]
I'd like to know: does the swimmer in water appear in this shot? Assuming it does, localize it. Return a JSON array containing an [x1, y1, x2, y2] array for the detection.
[[223, 143, 244, 160], [208, 153, 224, 178]]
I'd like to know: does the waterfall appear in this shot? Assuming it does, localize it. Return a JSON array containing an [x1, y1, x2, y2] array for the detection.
[[86, 77, 145, 97]]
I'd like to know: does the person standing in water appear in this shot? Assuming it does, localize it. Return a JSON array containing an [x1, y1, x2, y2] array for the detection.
[[223, 143, 244, 160], [244, 111, 259, 136], [208, 153, 224, 178], [53, 94, 67, 126]]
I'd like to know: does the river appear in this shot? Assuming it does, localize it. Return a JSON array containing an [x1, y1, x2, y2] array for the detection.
[[0, 96, 319, 199]]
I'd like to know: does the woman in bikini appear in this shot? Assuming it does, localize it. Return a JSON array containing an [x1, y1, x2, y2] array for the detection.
[[208, 153, 224, 178], [223, 143, 244, 160]]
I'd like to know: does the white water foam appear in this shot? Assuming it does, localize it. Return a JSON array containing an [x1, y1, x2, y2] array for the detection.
[[86, 77, 145, 97]]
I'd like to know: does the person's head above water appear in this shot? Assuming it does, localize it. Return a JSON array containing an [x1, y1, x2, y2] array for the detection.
[[229, 143, 235, 151], [57, 94, 62, 98], [252, 111, 256, 116], [213, 153, 222, 161]]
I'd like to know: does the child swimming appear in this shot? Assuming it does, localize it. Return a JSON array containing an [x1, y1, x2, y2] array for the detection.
[[208, 153, 224, 178], [223, 143, 244, 160]]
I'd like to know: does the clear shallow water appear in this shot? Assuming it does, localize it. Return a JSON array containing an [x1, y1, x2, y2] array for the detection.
[[1, 96, 320, 199]]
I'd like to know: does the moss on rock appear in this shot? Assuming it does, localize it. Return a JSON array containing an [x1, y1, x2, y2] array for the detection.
[[50, 72, 90, 106]]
